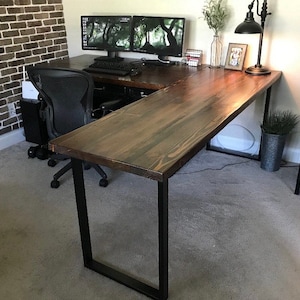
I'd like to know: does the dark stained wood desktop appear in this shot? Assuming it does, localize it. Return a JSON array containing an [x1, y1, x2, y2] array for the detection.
[[48, 54, 199, 90], [49, 64, 281, 182]]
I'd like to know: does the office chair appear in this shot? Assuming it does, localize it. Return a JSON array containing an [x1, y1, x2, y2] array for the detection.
[[27, 66, 111, 188]]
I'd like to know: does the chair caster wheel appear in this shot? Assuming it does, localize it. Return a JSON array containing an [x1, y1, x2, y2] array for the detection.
[[28, 146, 37, 158], [51, 180, 60, 188], [36, 147, 48, 160], [99, 178, 108, 187], [48, 159, 57, 167]]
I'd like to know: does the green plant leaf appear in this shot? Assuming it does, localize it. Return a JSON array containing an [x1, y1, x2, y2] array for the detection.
[[202, 0, 229, 35], [261, 111, 299, 135]]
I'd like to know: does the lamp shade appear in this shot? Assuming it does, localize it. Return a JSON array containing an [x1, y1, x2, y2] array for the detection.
[[234, 11, 263, 34]]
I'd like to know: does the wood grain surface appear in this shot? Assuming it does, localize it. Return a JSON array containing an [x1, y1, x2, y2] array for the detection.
[[50, 64, 281, 182]]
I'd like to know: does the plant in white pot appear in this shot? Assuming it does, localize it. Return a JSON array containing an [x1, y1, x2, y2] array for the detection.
[[260, 110, 299, 171]]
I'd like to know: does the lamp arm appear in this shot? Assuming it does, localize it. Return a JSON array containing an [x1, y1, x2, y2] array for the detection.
[[255, 0, 272, 67], [257, 0, 272, 29], [256, 33, 263, 68]]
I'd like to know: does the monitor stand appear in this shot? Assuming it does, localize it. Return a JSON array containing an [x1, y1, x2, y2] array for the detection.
[[158, 55, 171, 63], [94, 51, 124, 62], [143, 55, 176, 66]]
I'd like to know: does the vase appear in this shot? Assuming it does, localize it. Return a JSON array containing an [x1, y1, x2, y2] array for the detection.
[[260, 132, 287, 172], [210, 35, 222, 68]]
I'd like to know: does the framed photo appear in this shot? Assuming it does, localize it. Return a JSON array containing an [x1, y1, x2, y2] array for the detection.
[[224, 43, 248, 71]]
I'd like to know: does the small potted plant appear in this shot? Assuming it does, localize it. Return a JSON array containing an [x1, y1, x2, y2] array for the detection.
[[260, 110, 299, 171], [202, 0, 229, 67]]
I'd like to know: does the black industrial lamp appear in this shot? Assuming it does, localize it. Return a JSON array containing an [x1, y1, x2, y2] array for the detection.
[[235, 0, 271, 75]]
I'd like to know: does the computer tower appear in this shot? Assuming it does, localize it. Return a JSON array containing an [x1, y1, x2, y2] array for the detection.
[[20, 98, 48, 145]]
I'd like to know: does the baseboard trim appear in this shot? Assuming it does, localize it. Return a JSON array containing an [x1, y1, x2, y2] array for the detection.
[[0, 128, 26, 151]]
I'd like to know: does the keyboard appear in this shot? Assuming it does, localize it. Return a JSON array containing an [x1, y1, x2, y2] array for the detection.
[[84, 60, 141, 76]]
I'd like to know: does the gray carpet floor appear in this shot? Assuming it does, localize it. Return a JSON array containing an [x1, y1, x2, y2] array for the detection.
[[1, 141, 300, 300]]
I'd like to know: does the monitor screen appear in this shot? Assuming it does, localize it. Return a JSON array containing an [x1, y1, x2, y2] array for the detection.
[[81, 16, 132, 53], [131, 16, 185, 58]]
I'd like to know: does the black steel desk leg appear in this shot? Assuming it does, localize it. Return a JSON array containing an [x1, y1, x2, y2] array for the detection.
[[71, 158, 93, 266], [262, 87, 272, 126], [71, 158, 169, 299], [295, 166, 300, 195], [158, 180, 168, 300], [258, 87, 272, 160]]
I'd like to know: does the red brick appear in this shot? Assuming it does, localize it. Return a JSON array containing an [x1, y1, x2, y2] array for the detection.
[[20, 28, 35, 36], [0, 0, 14, 5], [41, 5, 55, 12], [0, 53, 15, 61], [17, 14, 34, 21], [24, 6, 40, 13], [44, 19, 56, 26], [32, 0, 46, 4], [30, 34, 45, 41], [13, 36, 30, 44], [7, 7, 24, 14], [39, 40, 52, 47], [0, 23, 9, 30], [0, 38, 13, 46], [9, 59, 25, 67], [10, 22, 27, 29], [0, 15, 16, 22], [41, 53, 55, 60], [50, 12, 63, 18], [34, 13, 49, 19], [3, 30, 20, 38], [24, 56, 40, 64], [16, 50, 32, 58], [15, 0, 31, 5], [27, 20, 42, 27], [6, 45, 23, 53], [36, 27, 51, 33], [32, 48, 46, 55]]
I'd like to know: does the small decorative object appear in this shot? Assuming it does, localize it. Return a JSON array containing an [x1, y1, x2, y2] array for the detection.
[[202, 0, 229, 68], [224, 43, 248, 71], [260, 111, 299, 172], [210, 35, 222, 68], [185, 49, 202, 66]]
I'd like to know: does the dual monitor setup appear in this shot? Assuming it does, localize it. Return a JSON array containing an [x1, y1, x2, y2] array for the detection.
[[81, 15, 185, 62]]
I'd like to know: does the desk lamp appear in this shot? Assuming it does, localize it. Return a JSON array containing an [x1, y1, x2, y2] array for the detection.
[[235, 0, 271, 75]]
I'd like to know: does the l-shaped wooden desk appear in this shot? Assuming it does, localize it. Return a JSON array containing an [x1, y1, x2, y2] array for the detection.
[[49, 55, 281, 300]]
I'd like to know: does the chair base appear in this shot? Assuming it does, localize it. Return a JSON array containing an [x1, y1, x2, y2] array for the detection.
[[27, 144, 49, 160], [50, 158, 108, 188]]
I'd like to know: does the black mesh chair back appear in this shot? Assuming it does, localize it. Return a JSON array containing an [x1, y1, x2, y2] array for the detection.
[[27, 66, 108, 188], [27, 67, 94, 140]]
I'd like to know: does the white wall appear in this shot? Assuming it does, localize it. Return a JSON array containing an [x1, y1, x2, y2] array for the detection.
[[62, 0, 300, 162]]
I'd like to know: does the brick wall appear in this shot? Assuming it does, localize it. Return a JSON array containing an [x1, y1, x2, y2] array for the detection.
[[0, 0, 69, 137]]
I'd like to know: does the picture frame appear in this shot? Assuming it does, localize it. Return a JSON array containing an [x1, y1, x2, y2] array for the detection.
[[224, 43, 248, 71]]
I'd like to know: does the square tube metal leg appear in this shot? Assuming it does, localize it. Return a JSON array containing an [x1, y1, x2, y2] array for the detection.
[[71, 158, 93, 266], [71, 158, 169, 300], [158, 181, 168, 300], [295, 166, 300, 195]]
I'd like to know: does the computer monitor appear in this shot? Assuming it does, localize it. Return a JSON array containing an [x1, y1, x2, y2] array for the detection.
[[131, 16, 185, 61], [81, 16, 132, 58]]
